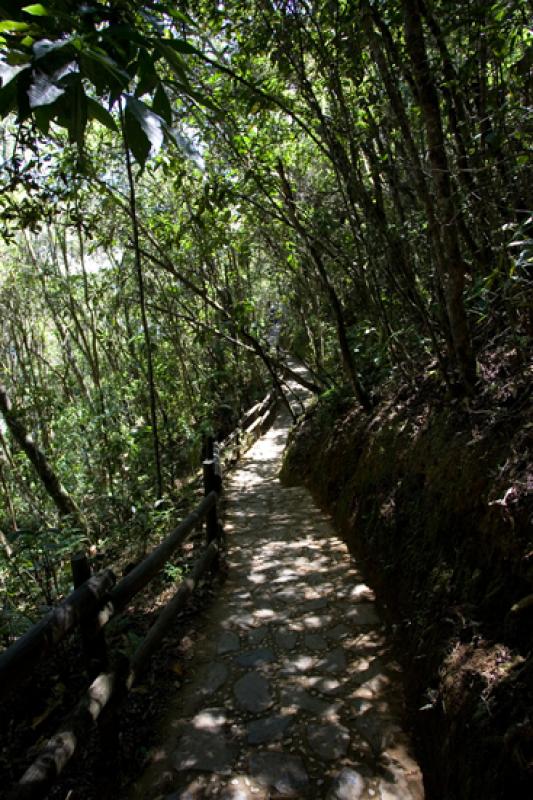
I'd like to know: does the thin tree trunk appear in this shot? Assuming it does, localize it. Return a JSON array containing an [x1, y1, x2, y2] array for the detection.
[[120, 105, 163, 499], [402, 0, 477, 391], [276, 161, 372, 411], [0, 383, 82, 522]]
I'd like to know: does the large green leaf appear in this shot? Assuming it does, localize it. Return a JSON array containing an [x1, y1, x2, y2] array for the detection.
[[124, 94, 164, 168], [67, 77, 87, 148], [28, 70, 64, 108], [0, 76, 18, 116], [79, 48, 130, 94], [22, 4, 49, 15], [0, 21, 30, 33], [86, 96, 117, 132], [152, 83, 172, 124], [0, 60, 30, 88]]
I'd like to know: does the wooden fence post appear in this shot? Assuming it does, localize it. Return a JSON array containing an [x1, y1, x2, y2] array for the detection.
[[70, 553, 122, 773], [70, 552, 108, 680], [202, 460, 219, 545]]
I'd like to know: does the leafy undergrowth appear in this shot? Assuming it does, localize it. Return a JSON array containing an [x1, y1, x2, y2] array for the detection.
[[281, 344, 532, 800]]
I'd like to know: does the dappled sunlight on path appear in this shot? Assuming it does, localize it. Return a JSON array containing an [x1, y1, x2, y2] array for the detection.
[[129, 374, 424, 799]]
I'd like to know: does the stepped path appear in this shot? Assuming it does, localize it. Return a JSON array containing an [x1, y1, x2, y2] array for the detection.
[[130, 373, 424, 800]]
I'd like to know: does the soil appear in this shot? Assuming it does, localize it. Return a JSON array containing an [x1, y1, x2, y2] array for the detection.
[[280, 347, 533, 799]]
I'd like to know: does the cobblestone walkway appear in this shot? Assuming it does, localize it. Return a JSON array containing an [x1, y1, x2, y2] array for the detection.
[[130, 384, 424, 799]]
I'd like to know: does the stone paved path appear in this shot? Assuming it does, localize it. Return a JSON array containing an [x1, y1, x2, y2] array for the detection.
[[129, 376, 424, 800]]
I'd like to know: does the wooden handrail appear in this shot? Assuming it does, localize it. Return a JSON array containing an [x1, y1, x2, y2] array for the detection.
[[0, 493, 219, 696], [10, 542, 221, 800], [0, 569, 116, 699], [109, 490, 218, 612], [128, 539, 219, 687], [6, 385, 280, 799]]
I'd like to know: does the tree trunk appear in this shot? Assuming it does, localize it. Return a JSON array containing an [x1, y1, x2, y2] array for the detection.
[[276, 161, 373, 411], [121, 104, 163, 500], [0, 384, 82, 521], [402, 0, 477, 392]]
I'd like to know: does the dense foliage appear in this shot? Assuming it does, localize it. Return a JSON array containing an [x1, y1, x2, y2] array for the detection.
[[0, 0, 531, 639]]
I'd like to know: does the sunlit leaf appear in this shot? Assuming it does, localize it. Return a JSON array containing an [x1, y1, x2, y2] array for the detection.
[[0, 60, 29, 87], [125, 94, 165, 167], [28, 71, 65, 108], [0, 21, 30, 33], [22, 4, 49, 15]]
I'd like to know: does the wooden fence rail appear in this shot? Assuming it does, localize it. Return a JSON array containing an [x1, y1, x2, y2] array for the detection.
[[3, 388, 280, 800], [0, 569, 116, 697]]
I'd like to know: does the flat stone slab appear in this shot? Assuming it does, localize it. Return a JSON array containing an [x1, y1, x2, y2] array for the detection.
[[192, 708, 226, 731], [173, 729, 238, 774], [302, 613, 333, 629], [307, 721, 350, 760], [344, 604, 381, 627], [327, 623, 350, 641], [304, 633, 328, 651], [276, 588, 304, 604], [235, 647, 275, 667], [234, 672, 273, 713], [280, 686, 336, 716], [306, 597, 329, 611], [317, 647, 347, 673], [326, 768, 367, 799], [280, 654, 316, 675], [307, 676, 343, 695], [274, 629, 299, 650], [246, 714, 292, 744], [220, 776, 268, 799], [198, 662, 229, 697], [217, 631, 240, 654], [248, 625, 269, 645], [249, 751, 309, 796]]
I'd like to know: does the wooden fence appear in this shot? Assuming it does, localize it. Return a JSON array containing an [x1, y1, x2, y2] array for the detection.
[[1, 390, 278, 800]]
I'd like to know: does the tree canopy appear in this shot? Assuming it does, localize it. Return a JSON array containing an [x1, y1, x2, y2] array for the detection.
[[0, 0, 531, 636]]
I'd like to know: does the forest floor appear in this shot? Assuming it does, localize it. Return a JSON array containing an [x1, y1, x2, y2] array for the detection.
[[125, 372, 424, 799]]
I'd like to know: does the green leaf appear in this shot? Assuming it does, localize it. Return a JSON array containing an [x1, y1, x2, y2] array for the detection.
[[152, 83, 172, 124], [67, 78, 87, 149], [22, 4, 48, 15], [0, 21, 30, 33], [125, 94, 164, 167], [152, 40, 189, 83], [152, 6, 194, 25], [179, 84, 218, 112], [28, 71, 65, 108], [0, 78, 18, 116], [80, 48, 130, 93], [86, 97, 117, 131], [0, 60, 30, 88], [167, 39, 201, 56], [34, 102, 55, 134], [33, 37, 73, 60]]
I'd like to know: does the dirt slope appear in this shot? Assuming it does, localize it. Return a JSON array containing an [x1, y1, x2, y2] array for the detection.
[[280, 371, 532, 799]]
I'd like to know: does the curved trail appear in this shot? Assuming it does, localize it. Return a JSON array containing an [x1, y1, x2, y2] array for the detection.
[[130, 373, 424, 799]]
